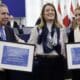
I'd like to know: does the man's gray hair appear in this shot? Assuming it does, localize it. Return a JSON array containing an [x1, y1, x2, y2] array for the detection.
[[0, 3, 8, 8]]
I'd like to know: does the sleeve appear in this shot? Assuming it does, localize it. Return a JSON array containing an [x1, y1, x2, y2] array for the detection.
[[15, 34, 25, 43], [8, 27, 18, 42], [27, 26, 38, 45], [60, 28, 68, 57]]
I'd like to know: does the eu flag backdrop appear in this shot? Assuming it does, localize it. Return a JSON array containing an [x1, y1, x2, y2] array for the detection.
[[2, 0, 25, 17]]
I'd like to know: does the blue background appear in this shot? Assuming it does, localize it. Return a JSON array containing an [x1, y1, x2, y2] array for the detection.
[[2, 0, 25, 17]]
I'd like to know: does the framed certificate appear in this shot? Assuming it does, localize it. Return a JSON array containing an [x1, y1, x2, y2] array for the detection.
[[0, 41, 35, 72], [66, 43, 80, 69]]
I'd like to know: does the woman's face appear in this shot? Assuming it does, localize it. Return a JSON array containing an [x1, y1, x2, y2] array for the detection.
[[43, 5, 55, 22], [75, 9, 80, 25]]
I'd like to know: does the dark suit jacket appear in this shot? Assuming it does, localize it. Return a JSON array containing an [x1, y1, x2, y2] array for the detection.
[[67, 27, 74, 43], [0, 26, 17, 42]]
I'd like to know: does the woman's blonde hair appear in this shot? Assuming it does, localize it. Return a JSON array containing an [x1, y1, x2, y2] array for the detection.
[[37, 3, 61, 28], [72, 6, 80, 29]]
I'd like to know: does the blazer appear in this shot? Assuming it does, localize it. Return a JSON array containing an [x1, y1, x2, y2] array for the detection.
[[67, 28, 74, 43], [0, 26, 17, 42]]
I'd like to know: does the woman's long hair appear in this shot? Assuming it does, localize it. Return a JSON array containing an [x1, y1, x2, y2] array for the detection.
[[37, 3, 61, 28], [73, 6, 80, 29]]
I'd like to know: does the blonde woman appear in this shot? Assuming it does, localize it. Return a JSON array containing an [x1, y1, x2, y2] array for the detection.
[[68, 6, 80, 80], [28, 3, 67, 80]]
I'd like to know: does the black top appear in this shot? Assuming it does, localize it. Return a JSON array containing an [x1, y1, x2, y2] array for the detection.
[[67, 27, 74, 43]]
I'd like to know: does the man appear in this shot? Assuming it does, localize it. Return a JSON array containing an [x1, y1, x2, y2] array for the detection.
[[0, 3, 17, 42], [0, 3, 24, 80], [0, 3, 16, 80]]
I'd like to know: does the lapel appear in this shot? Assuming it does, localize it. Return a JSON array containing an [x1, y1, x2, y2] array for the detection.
[[70, 28, 74, 43], [68, 28, 74, 43], [5, 27, 11, 41]]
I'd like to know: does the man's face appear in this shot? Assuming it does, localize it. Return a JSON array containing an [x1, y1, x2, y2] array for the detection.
[[0, 6, 9, 26]]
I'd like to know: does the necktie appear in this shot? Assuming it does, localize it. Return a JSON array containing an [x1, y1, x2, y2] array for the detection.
[[0, 27, 6, 40]]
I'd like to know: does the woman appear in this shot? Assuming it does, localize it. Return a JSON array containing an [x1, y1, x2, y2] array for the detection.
[[68, 6, 80, 80], [28, 3, 67, 80]]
